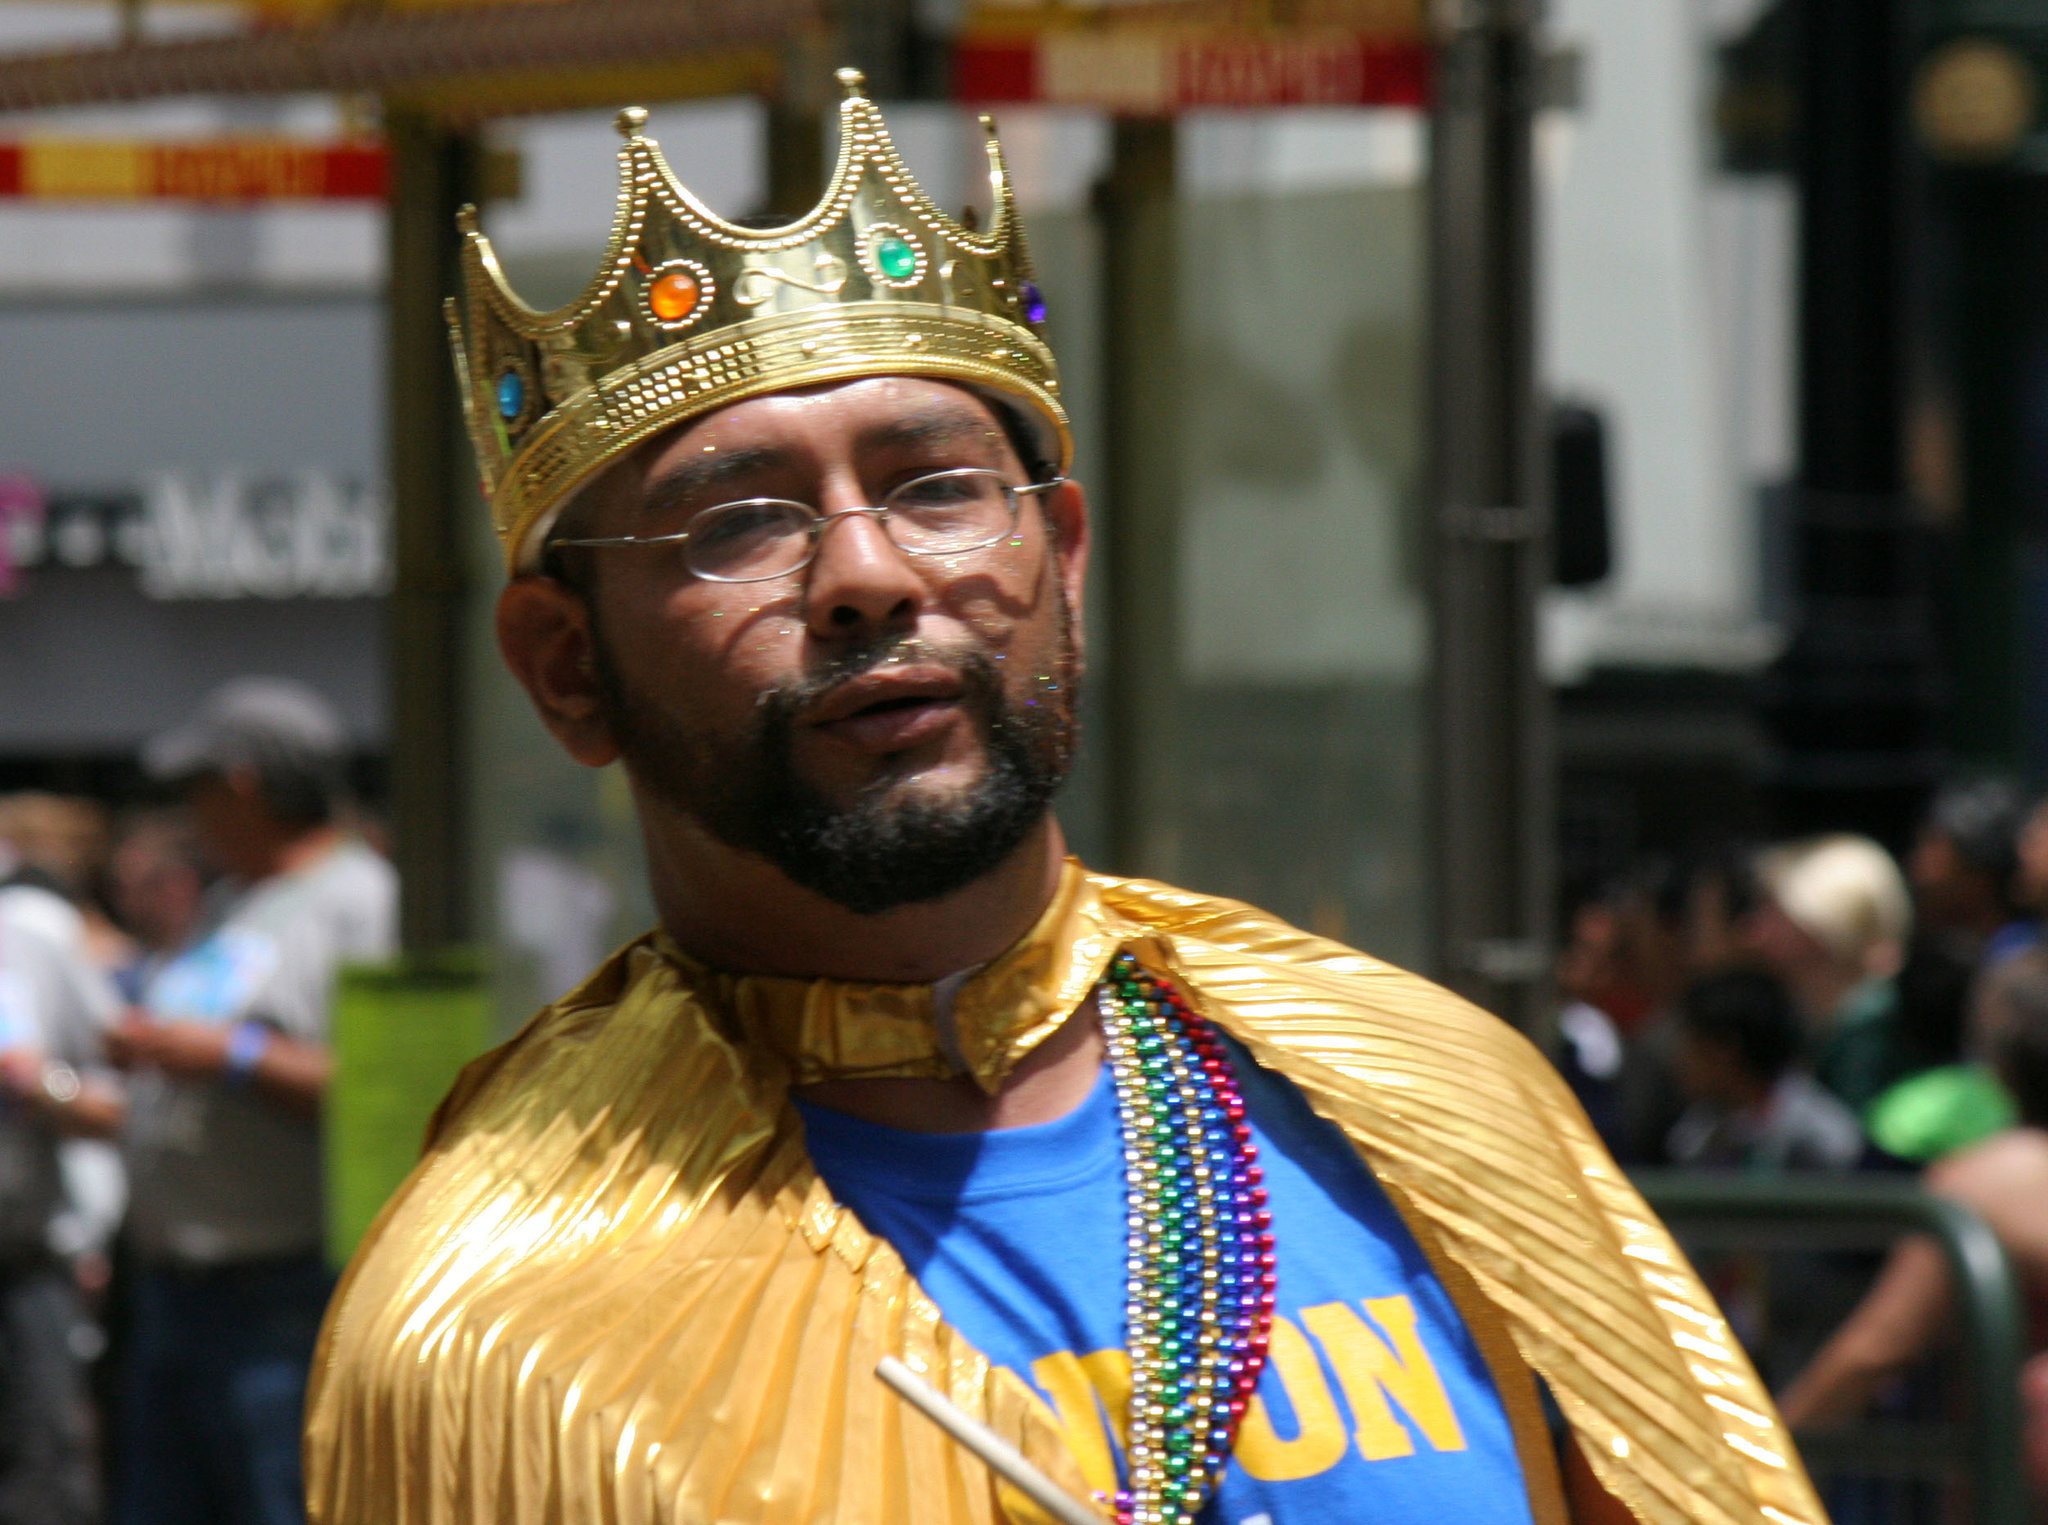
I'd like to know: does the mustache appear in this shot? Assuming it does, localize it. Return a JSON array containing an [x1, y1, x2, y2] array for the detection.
[[756, 634, 996, 723]]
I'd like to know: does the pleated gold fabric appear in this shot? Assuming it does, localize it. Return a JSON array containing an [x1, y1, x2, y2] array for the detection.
[[306, 864, 1828, 1525]]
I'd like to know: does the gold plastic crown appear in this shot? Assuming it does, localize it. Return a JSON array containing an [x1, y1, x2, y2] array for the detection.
[[448, 69, 1070, 574]]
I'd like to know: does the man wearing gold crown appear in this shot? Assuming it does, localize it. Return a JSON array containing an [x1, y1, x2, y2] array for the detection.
[[307, 75, 1826, 1525]]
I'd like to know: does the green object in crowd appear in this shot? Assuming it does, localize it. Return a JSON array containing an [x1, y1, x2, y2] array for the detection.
[[327, 949, 493, 1264], [1865, 1063, 2017, 1164]]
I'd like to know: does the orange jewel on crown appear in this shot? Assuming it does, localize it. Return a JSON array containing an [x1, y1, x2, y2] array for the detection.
[[647, 260, 712, 329]]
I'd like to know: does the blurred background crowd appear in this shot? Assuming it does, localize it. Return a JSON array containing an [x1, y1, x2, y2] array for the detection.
[[0, 680, 390, 1525], [1550, 787, 2048, 1475], [1556, 781, 2046, 1176], [14, 695, 2048, 1520]]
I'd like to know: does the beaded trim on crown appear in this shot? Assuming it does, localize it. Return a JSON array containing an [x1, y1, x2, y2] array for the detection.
[[446, 69, 1072, 575]]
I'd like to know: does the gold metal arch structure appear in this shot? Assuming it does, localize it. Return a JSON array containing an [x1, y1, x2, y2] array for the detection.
[[0, 0, 816, 116]]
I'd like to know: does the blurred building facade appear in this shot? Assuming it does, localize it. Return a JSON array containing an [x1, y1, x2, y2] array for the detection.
[[0, 2, 1435, 1024], [6, 0, 2041, 1013]]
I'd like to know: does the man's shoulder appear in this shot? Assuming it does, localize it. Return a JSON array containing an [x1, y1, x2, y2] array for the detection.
[[416, 935, 685, 1150], [306, 934, 855, 1521], [1095, 872, 1830, 1525], [1092, 871, 1535, 1060], [320, 937, 763, 1360]]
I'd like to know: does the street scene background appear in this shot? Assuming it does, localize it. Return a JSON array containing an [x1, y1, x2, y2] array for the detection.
[[3, 0, 2047, 1522]]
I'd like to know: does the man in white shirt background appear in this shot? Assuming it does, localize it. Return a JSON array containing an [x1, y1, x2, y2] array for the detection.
[[109, 678, 394, 1525]]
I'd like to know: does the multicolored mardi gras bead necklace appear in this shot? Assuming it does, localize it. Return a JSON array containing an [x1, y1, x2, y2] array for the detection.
[[1096, 952, 1276, 1525]]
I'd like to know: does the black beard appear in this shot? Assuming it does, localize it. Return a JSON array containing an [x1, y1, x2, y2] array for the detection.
[[591, 612, 1077, 916]]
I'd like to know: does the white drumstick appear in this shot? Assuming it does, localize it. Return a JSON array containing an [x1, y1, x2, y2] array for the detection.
[[875, 1356, 1104, 1525]]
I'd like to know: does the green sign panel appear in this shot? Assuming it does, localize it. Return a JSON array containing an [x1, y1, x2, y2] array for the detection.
[[327, 949, 493, 1264]]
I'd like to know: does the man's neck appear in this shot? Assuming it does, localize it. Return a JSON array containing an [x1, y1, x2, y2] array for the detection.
[[642, 801, 1096, 1133], [798, 999, 1106, 1133], [641, 801, 1071, 984]]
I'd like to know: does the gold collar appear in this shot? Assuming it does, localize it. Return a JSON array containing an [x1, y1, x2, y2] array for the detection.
[[655, 859, 1126, 1093]]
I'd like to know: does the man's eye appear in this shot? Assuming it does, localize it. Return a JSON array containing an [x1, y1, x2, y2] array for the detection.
[[894, 474, 993, 509], [693, 502, 805, 548]]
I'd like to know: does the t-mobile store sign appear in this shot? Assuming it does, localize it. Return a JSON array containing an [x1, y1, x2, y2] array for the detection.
[[0, 471, 389, 599]]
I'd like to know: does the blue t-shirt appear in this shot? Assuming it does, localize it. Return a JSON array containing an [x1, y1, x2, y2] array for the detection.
[[795, 1041, 1537, 1525]]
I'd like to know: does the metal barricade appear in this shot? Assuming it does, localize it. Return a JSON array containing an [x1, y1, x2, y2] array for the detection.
[[1635, 1172, 2028, 1525]]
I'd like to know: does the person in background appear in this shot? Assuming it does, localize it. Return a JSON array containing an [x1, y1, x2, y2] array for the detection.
[[104, 811, 213, 1004], [1859, 932, 2010, 1166], [0, 794, 131, 975], [87, 811, 215, 1352], [2012, 794, 2048, 953], [1909, 777, 2035, 969], [1550, 889, 1631, 1145], [1667, 967, 1874, 1391], [1612, 851, 1756, 1165], [1553, 859, 1705, 1162], [0, 867, 125, 1524], [1683, 847, 1764, 973], [1808, 787, 2022, 1166], [1779, 951, 2048, 1489], [1748, 834, 1915, 1117], [0, 794, 109, 901], [1667, 968, 1865, 1171], [110, 678, 394, 1525]]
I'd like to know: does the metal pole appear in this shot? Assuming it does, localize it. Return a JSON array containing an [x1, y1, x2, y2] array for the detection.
[[0, 0, 816, 114], [1426, 0, 1552, 1027], [385, 111, 477, 955], [1095, 118, 1182, 880]]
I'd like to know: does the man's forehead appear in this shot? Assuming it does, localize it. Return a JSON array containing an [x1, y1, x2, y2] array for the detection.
[[558, 376, 1024, 542], [661, 375, 1008, 460]]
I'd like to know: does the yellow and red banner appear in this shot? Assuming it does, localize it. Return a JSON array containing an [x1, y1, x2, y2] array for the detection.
[[952, 0, 1429, 110], [0, 138, 387, 200], [955, 28, 1430, 109]]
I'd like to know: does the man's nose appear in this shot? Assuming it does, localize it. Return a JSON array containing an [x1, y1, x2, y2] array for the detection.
[[801, 504, 926, 639]]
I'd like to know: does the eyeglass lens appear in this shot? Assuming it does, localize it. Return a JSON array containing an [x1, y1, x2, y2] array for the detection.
[[686, 468, 1019, 581]]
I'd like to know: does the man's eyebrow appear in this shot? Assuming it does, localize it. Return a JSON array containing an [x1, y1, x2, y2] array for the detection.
[[632, 408, 1006, 520], [854, 410, 1008, 456], [639, 443, 795, 517]]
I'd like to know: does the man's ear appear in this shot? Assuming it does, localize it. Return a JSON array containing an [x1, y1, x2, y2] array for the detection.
[[496, 576, 621, 768], [1045, 477, 1091, 635]]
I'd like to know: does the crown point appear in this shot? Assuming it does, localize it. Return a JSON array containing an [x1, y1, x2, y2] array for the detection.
[[455, 203, 480, 235], [978, 113, 997, 135], [615, 106, 649, 140], [836, 67, 867, 99]]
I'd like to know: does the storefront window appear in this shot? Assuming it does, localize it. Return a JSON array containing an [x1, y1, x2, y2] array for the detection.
[[1168, 164, 1429, 962]]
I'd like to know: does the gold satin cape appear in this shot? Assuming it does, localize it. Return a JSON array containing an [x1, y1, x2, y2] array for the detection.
[[306, 866, 1827, 1525]]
